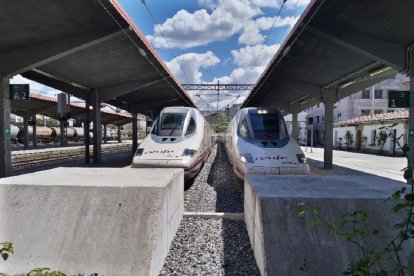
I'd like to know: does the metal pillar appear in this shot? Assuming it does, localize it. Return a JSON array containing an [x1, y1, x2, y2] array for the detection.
[[59, 121, 66, 147], [292, 112, 299, 143], [84, 93, 91, 164], [0, 75, 11, 177], [32, 114, 37, 147], [103, 124, 107, 144], [23, 112, 29, 148], [323, 88, 336, 169], [91, 89, 102, 163], [132, 113, 138, 154], [117, 125, 122, 143]]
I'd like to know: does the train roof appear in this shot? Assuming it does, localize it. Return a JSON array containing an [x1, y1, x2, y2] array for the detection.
[[161, 106, 198, 114], [238, 107, 283, 113]]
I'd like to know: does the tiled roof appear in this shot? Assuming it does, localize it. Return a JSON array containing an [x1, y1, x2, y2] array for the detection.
[[334, 110, 408, 127]]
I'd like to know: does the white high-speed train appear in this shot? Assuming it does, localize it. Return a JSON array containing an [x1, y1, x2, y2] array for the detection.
[[132, 106, 213, 180], [225, 107, 309, 179]]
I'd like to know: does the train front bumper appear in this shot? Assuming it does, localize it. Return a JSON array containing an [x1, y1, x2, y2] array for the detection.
[[246, 165, 310, 175]]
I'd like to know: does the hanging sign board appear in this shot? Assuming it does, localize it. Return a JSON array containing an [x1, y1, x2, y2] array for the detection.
[[9, 84, 30, 100], [388, 90, 409, 108]]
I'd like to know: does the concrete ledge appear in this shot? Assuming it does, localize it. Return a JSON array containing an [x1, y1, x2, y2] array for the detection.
[[0, 167, 184, 276], [245, 175, 409, 275]]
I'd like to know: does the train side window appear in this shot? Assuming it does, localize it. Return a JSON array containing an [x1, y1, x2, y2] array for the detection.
[[239, 119, 250, 138], [186, 117, 196, 136]]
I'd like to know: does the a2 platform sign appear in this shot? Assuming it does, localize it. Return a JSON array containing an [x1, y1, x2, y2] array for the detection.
[[9, 84, 30, 100], [388, 90, 409, 108]]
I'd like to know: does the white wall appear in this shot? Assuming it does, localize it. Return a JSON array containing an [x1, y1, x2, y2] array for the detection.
[[334, 126, 356, 149], [335, 122, 406, 154]]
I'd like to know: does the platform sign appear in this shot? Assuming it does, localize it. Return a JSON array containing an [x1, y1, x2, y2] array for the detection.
[[9, 84, 30, 100], [388, 90, 409, 108]]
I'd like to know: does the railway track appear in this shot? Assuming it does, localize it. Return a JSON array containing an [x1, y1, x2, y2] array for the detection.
[[11, 143, 132, 169]]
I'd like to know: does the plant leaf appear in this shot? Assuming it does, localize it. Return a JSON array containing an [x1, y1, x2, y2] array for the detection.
[[392, 203, 405, 213]]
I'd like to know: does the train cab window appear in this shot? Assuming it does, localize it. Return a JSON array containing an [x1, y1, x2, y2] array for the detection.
[[239, 119, 250, 138], [185, 117, 196, 136], [158, 113, 186, 136], [249, 112, 288, 140]]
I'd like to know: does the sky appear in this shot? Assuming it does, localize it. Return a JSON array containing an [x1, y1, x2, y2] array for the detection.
[[119, 0, 310, 111], [12, 0, 310, 112]]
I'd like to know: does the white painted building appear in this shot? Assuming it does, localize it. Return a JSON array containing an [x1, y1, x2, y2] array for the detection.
[[333, 111, 408, 155], [305, 74, 408, 146], [284, 111, 308, 145]]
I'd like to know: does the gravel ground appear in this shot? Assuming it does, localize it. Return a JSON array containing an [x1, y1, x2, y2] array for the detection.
[[160, 142, 260, 276]]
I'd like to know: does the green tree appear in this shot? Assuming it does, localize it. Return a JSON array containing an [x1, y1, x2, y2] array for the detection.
[[377, 130, 388, 155], [209, 114, 230, 133], [344, 131, 354, 150]]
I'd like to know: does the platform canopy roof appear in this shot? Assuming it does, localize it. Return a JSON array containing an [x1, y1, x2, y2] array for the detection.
[[243, 0, 414, 113], [11, 93, 133, 126], [0, 0, 196, 114]]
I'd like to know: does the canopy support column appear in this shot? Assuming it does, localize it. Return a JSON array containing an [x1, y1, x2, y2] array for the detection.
[[32, 114, 37, 147], [117, 125, 122, 143], [292, 112, 299, 143], [84, 93, 91, 164], [0, 75, 11, 177], [103, 124, 107, 144], [132, 113, 138, 155], [91, 89, 102, 163], [23, 112, 29, 148], [322, 88, 337, 169]]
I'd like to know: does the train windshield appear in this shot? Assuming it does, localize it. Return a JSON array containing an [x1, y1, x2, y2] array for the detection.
[[158, 112, 187, 136], [249, 111, 288, 140]]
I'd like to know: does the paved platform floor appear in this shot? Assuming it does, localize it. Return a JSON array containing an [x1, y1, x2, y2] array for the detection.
[[302, 146, 407, 182]]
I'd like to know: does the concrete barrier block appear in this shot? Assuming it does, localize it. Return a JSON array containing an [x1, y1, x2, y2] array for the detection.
[[245, 174, 409, 276], [0, 167, 184, 276]]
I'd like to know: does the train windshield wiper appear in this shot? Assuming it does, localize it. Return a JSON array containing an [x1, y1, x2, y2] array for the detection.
[[169, 120, 183, 136]]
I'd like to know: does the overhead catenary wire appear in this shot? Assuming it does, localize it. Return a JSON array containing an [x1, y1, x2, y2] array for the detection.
[[96, 0, 194, 107], [248, 0, 288, 75], [245, 0, 325, 106], [141, 1, 195, 84]]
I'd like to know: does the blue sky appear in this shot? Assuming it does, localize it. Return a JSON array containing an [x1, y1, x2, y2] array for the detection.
[[12, 0, 310, 112], [119, 0, 310, 111]]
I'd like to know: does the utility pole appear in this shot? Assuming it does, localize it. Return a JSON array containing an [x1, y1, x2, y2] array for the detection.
[[217, 80, 220, 112]]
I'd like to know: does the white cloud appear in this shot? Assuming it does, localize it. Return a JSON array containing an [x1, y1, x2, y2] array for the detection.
[[147, 0, 305, 49], [251, 0, 280, 8], [284, 0, 311, 9], [239, 16, 299, 45], [197, 0, 217, 10], [231, 44, 280, 68], [197, 66, 264, 109], [251, 0, 310, 9], [166, 51, 220, 83], [148, 0, 262, 49]]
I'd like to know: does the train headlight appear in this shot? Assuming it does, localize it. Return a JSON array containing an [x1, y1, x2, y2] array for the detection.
[[296, 154, 307, 163], [240, 153, 254, 163], [135, 148, 144, 156], [182, 148, 197, 157]]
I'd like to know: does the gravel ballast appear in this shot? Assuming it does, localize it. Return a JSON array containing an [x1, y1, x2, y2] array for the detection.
[[160, 142, 260, 275]]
